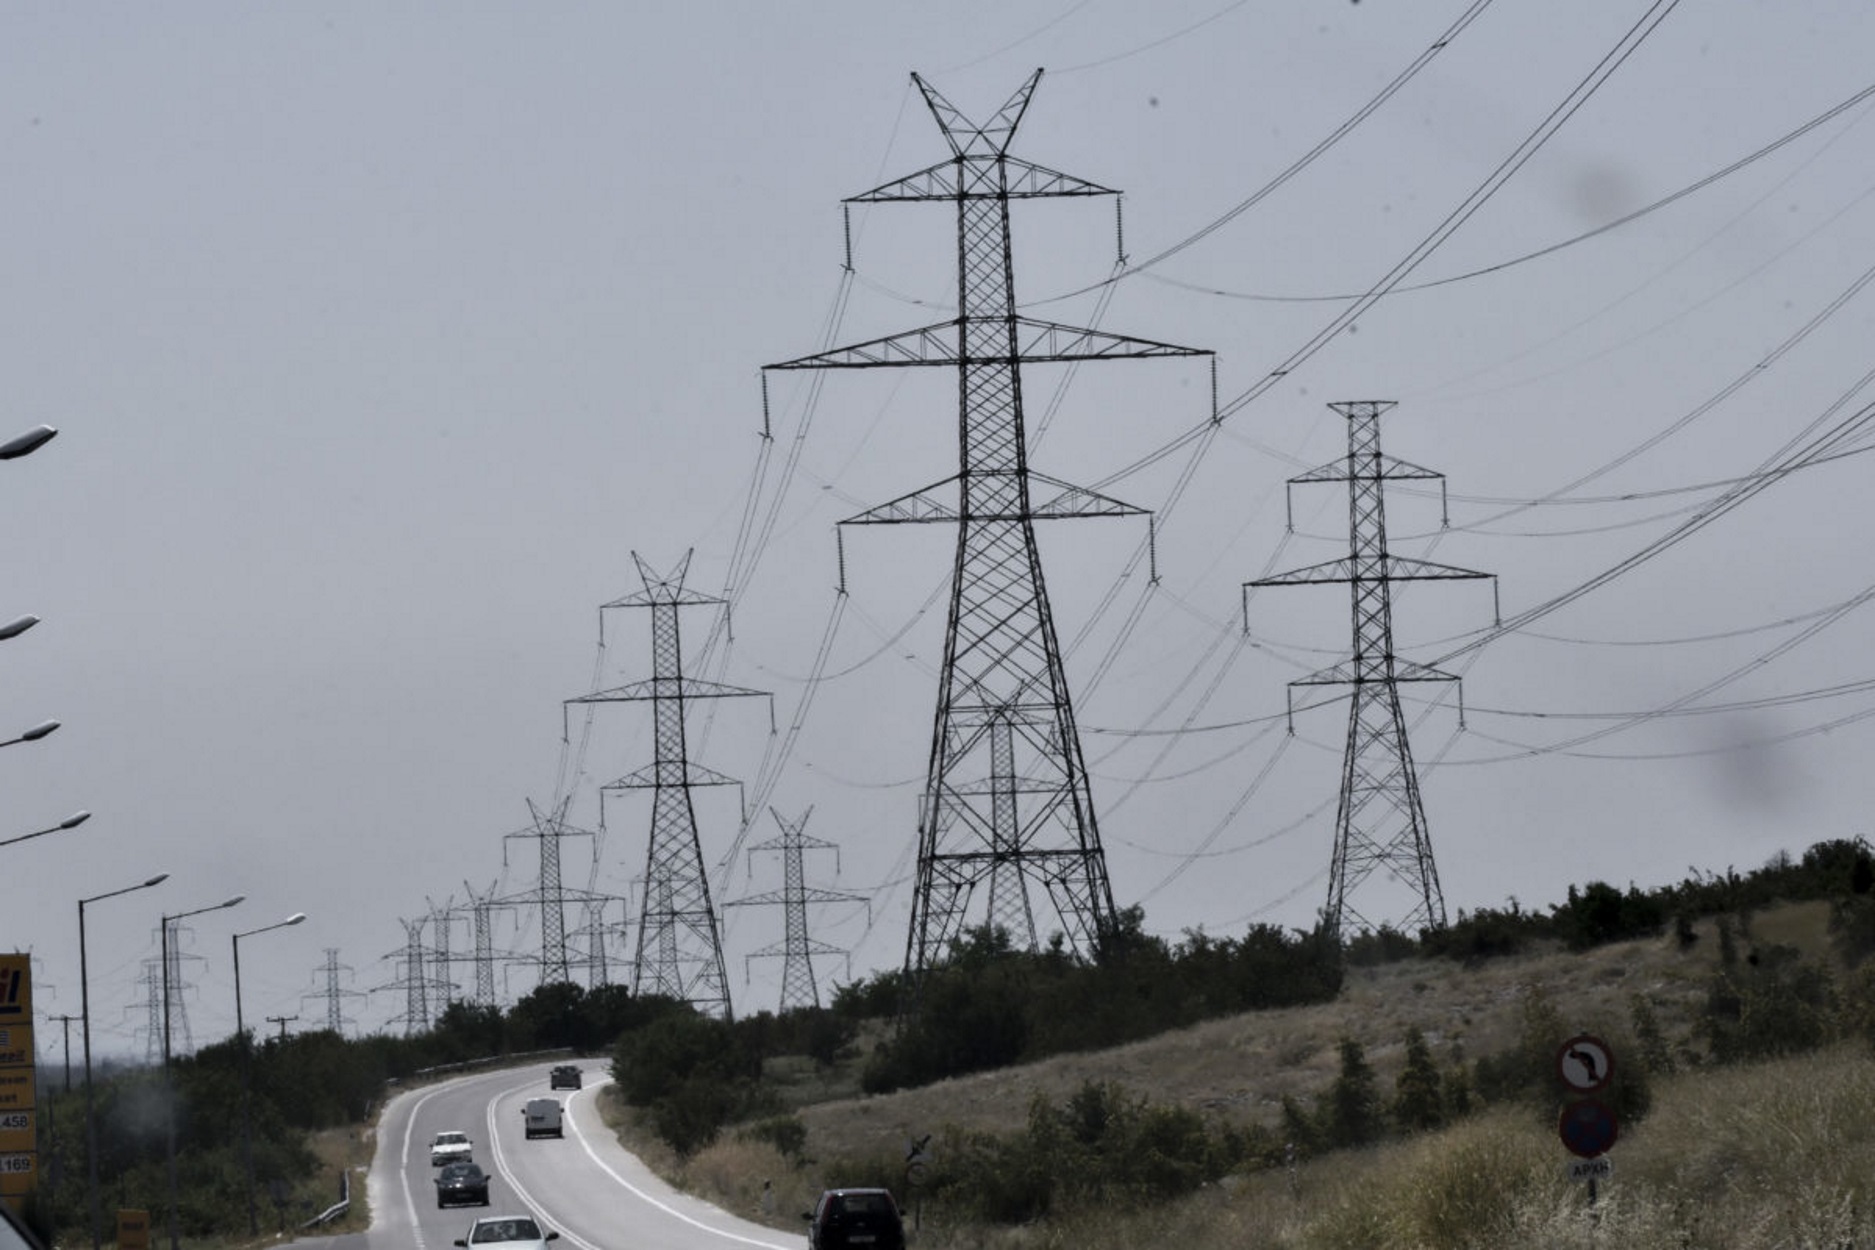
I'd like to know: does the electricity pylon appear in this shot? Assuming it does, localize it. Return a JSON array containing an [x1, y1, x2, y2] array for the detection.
[[766, 71, 1211, 976], [727, 807, 867, 1012], [1249, 401, 1496, 939], [461, 880, 515, 1008], [304, 948, 363, 1035], [503, 799, 591, 987], [378, 917, 451, 1035], [569, 552, 769, 1020]]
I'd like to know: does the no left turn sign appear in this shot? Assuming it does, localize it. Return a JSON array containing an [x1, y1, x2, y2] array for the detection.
[[1556, 1034, 1614, 1093]]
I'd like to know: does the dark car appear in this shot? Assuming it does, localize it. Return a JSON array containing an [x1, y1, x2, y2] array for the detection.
[[805, 1188, 905, 1250], [436, 1161, 491, 1208], [549, 1064, 581, 1090]]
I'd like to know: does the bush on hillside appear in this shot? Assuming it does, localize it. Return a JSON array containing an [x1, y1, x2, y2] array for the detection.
[[927, 1081, 1255, 1223], [1702, 941, 1840, 1063]]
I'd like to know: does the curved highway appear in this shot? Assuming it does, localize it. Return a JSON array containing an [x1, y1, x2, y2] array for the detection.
[[328, 1060, 797, 1250]]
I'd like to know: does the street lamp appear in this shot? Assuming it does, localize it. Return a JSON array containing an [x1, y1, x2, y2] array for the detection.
[[0, 810, 90, 849], [0, 424, 56, 460], [232, 912, 305, 1236], [79, 872, 168, 1250], [0, 719, 56, 747], [160, 895, 242, 1250]]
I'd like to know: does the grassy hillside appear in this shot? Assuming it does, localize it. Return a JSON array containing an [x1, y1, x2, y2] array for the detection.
[[616, 899, 1875, 1249]]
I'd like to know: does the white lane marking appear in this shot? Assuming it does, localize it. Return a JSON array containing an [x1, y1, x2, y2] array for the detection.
[[484, 1085, 605, 1250], [563, 1082, 793, 1250]]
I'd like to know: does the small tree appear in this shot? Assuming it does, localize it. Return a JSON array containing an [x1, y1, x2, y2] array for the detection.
[[1392, 1028, 1444, 1132], [1322, 1037, 1384, 1148]]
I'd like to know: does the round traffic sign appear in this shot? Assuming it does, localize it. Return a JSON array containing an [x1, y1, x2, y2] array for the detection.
[[1558, 1098, 1619, 1159], [1556, 1034, 1615, 1093]]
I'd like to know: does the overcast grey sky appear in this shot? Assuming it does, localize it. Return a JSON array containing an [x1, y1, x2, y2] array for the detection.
[[7, 1, 1875, 1051]]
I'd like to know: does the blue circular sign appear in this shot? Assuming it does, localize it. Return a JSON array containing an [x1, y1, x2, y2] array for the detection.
[[1558, 1098, 1618, 1159]]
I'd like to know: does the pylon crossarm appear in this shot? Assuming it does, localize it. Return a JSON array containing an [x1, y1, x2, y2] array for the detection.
[[1012, 317, 1209, 361], [1290, 452, 1444, 485], [848, 155, 1115, 204], [603, 762, 742, 791], [1028, 473, 1146, 519], [842, 479, 961, 524], [1251, 556, 1358, 586], [570, 676, 769, 704], [1390, 658, 1463, 684], [1383, 555, 1492, 581], [768, 321, 959, 370]]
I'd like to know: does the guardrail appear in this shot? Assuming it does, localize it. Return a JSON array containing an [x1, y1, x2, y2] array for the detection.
[[301, 1169, 350, 1229], [402, 1047, 577, 1083]]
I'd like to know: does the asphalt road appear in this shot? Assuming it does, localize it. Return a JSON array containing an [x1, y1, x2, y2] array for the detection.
[[302, 1060, 798, 1250]]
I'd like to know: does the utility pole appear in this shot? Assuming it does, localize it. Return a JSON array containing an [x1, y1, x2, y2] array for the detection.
[[728, 807, 866, 1012], [568, 552, 769, 1020], [49, 1013, 77, 1093], [766, 71, 1211, 976], [263, 1015, 296, 1042], [1249, 401, 1496, 939]]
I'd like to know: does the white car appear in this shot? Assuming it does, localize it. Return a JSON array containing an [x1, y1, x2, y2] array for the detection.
[[454, 1214, 561, 1250], [430, 1130, 474, 1167]]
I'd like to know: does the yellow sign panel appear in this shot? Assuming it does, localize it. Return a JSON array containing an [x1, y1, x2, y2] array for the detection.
[[117, 1209, 152, 1250], [0, 957, 28, 1022], [0, 1110, 29, 1155], [0, 1071, 30, 1112], [0, 1152, 34, 1197], [0, 1025, 32, 1071]]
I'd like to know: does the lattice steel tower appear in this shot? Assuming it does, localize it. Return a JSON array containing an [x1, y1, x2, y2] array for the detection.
[[503, 799, 589, 987], [569, 552, 767, 1019], [306, 948, 363, 1035], [1250, 401, 1494, 938], [767, 71, 1210, 974], [728, 807, 866, 1012]]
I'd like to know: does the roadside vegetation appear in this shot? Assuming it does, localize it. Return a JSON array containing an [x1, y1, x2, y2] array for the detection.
[[30, 835, 1875, 1249], [26, 980, 642, 1247]]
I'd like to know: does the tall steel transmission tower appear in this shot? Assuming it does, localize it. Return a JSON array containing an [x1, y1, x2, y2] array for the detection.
[[134, 963, 163, 1064], [462, 880, 510, 1008], [379, 917, 451, 1035], [305, 948, 363, 1035], [569, 552, 768, 1019], [767, 71, 1211, 975], [1250, 401, 1495, 939], [503, 799, 589, 988], [728, 807, 866, 1013]]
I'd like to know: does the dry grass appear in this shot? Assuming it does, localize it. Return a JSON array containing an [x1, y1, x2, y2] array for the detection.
[[301, 1123, 374, 1238], [791, 921, 1726, 1166], [600, 903, 1875, 1248]]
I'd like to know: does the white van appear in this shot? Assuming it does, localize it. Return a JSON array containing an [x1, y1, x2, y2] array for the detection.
[[523, 1097, 564, 1140]]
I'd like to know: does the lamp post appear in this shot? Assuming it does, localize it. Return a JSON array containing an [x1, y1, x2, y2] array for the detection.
[[0, 719, 57, 747], [79, 872, 167, 1250], [160, 895, 242, 1250], [0, 810, 90, 849], [0, 424, 55, 460], [232, 912, 304, 1235]]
